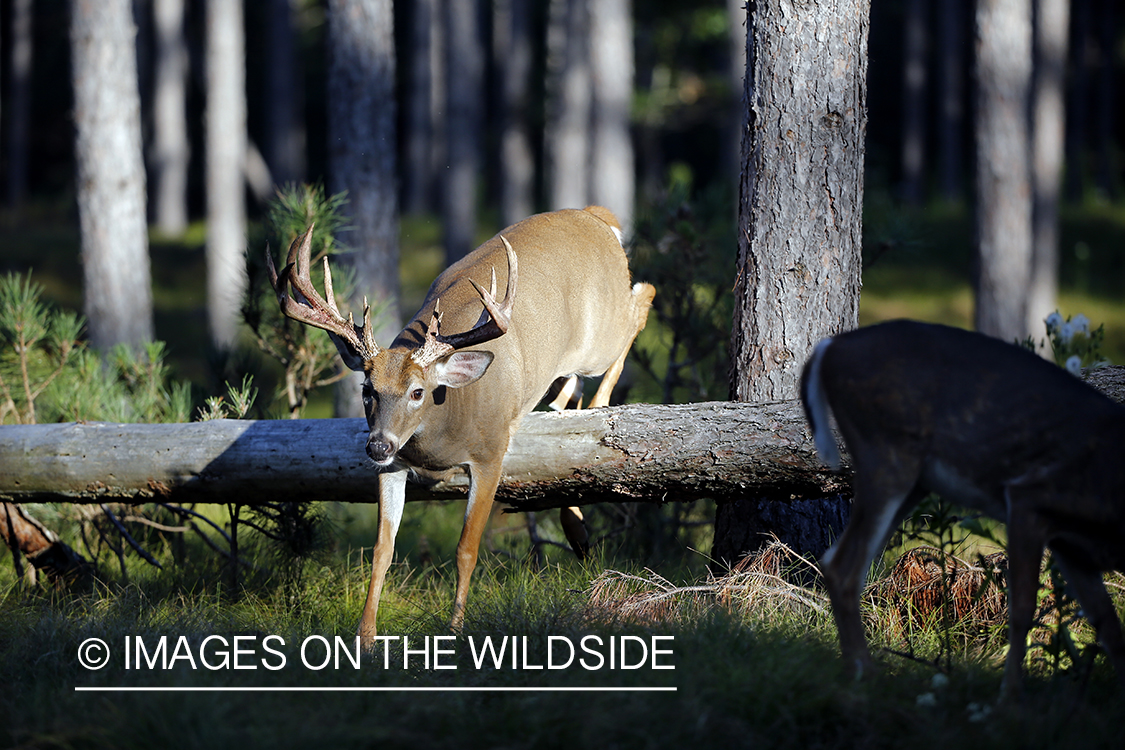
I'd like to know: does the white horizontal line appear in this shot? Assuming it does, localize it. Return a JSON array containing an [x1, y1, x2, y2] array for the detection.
[[75, 686, 677, 693]]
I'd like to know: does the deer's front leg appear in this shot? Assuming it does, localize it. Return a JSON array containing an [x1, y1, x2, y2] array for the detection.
[[358, 469, 408, 648], [1000, 493, 1049, 701], [450, 459, 503, 630]]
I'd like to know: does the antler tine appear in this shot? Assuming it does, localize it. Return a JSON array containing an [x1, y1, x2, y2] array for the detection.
[[268, 225, 380, 361], [322, 256, 342, 317], [463, 234, 518, 331], [412, 236, 518, 367]]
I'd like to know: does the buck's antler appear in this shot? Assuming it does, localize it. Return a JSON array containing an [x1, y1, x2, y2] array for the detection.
[[411, 236, 518, 368], [266, 225, 381, 363]]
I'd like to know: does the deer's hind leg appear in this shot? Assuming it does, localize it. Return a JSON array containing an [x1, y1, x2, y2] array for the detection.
[[821, 460, 926, 680], [556, 283, 654, 555], [589, 282, 655, 408]]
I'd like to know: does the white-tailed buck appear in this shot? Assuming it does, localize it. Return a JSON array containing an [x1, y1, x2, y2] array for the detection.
[[801, 319, 1125, 695], [268, 206, 655, 643]]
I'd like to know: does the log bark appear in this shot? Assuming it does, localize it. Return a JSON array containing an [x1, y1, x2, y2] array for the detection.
[[2, 366, 1121, 512], [0, 401, 844, 511]]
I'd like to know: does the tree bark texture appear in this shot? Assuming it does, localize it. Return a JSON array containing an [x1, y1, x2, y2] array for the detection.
[[71, 0, 154, 351], [326, 0, 400, 344], [205, 0, 248, 350], [4, 364, 1123, 519], [722, 0, 868, 564], [0, 401, 847, 510], [726, 0, 748, 189], [729, 0, 868, 404], [973, 0, 1033, 343]]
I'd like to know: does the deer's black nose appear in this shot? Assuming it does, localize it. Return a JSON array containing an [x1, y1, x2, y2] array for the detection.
[[366, 438, 396, 465]]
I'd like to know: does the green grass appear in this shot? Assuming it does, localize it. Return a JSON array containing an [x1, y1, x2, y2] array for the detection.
[[3, 531, 1124, 750]]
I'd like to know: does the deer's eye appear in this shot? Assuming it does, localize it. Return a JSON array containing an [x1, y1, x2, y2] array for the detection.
[[362, 385, 377, 409], [410, 388, 425, 402]]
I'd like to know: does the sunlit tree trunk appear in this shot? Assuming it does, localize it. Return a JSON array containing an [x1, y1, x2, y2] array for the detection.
[[205, 0, 248, 350], [589, 0, 634, 233], [726, 0, 747, 190], [546, 0, 591, 210], [71, 0, 154, 351], [717, 0, 868, 565], [1028, 0, 1069, 337], [151, 0, 190, 236], [974, 0, 1033, 343]]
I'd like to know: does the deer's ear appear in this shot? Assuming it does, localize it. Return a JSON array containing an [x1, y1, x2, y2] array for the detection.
[[431, 351, 494, 388], [328, 332, 368, 371]]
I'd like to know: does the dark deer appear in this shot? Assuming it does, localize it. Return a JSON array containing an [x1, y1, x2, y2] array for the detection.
[[801, 319, 1125, 696]]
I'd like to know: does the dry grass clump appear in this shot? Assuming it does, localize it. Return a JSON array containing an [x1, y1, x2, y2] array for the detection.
[[873, 546, 1008, 638], [585, 538, 829, 627]]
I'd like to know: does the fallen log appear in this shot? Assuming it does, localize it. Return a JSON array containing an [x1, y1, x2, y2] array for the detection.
[[2, 366, 1121, 512], [0, 400, 845, 511]]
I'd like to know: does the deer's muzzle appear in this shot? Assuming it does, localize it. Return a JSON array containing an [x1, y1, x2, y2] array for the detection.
[[366, 437, 397, 466]]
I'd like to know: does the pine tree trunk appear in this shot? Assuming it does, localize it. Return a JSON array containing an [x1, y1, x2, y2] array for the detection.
[[6, 0, 33, 209], [938, 0, 966, 202], [726, 0, 747, 190], [205, 0, 248, 350], [71, 0, 154, 351], [900, 0, 928, 205], [718, 0, 868, 566], [1028, 0, 1069, 335], [442, 0, 483, 265], [152, 0, 190, 236], [266, 0, 305, 187], [326, 0, 400, 417], [973, 0, 1033, 343], [1064, 0, 1089, 202], [546, 0, 591, 210], [403, 0, 435, 215], [1093, 1, 1116, 200], [496, 0, 535, 227], [588, 0, 634, 233]]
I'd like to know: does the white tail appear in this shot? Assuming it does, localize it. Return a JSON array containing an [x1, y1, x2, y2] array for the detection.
[[269, 207, 654, 642], [800, 319, 1125, 697]]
